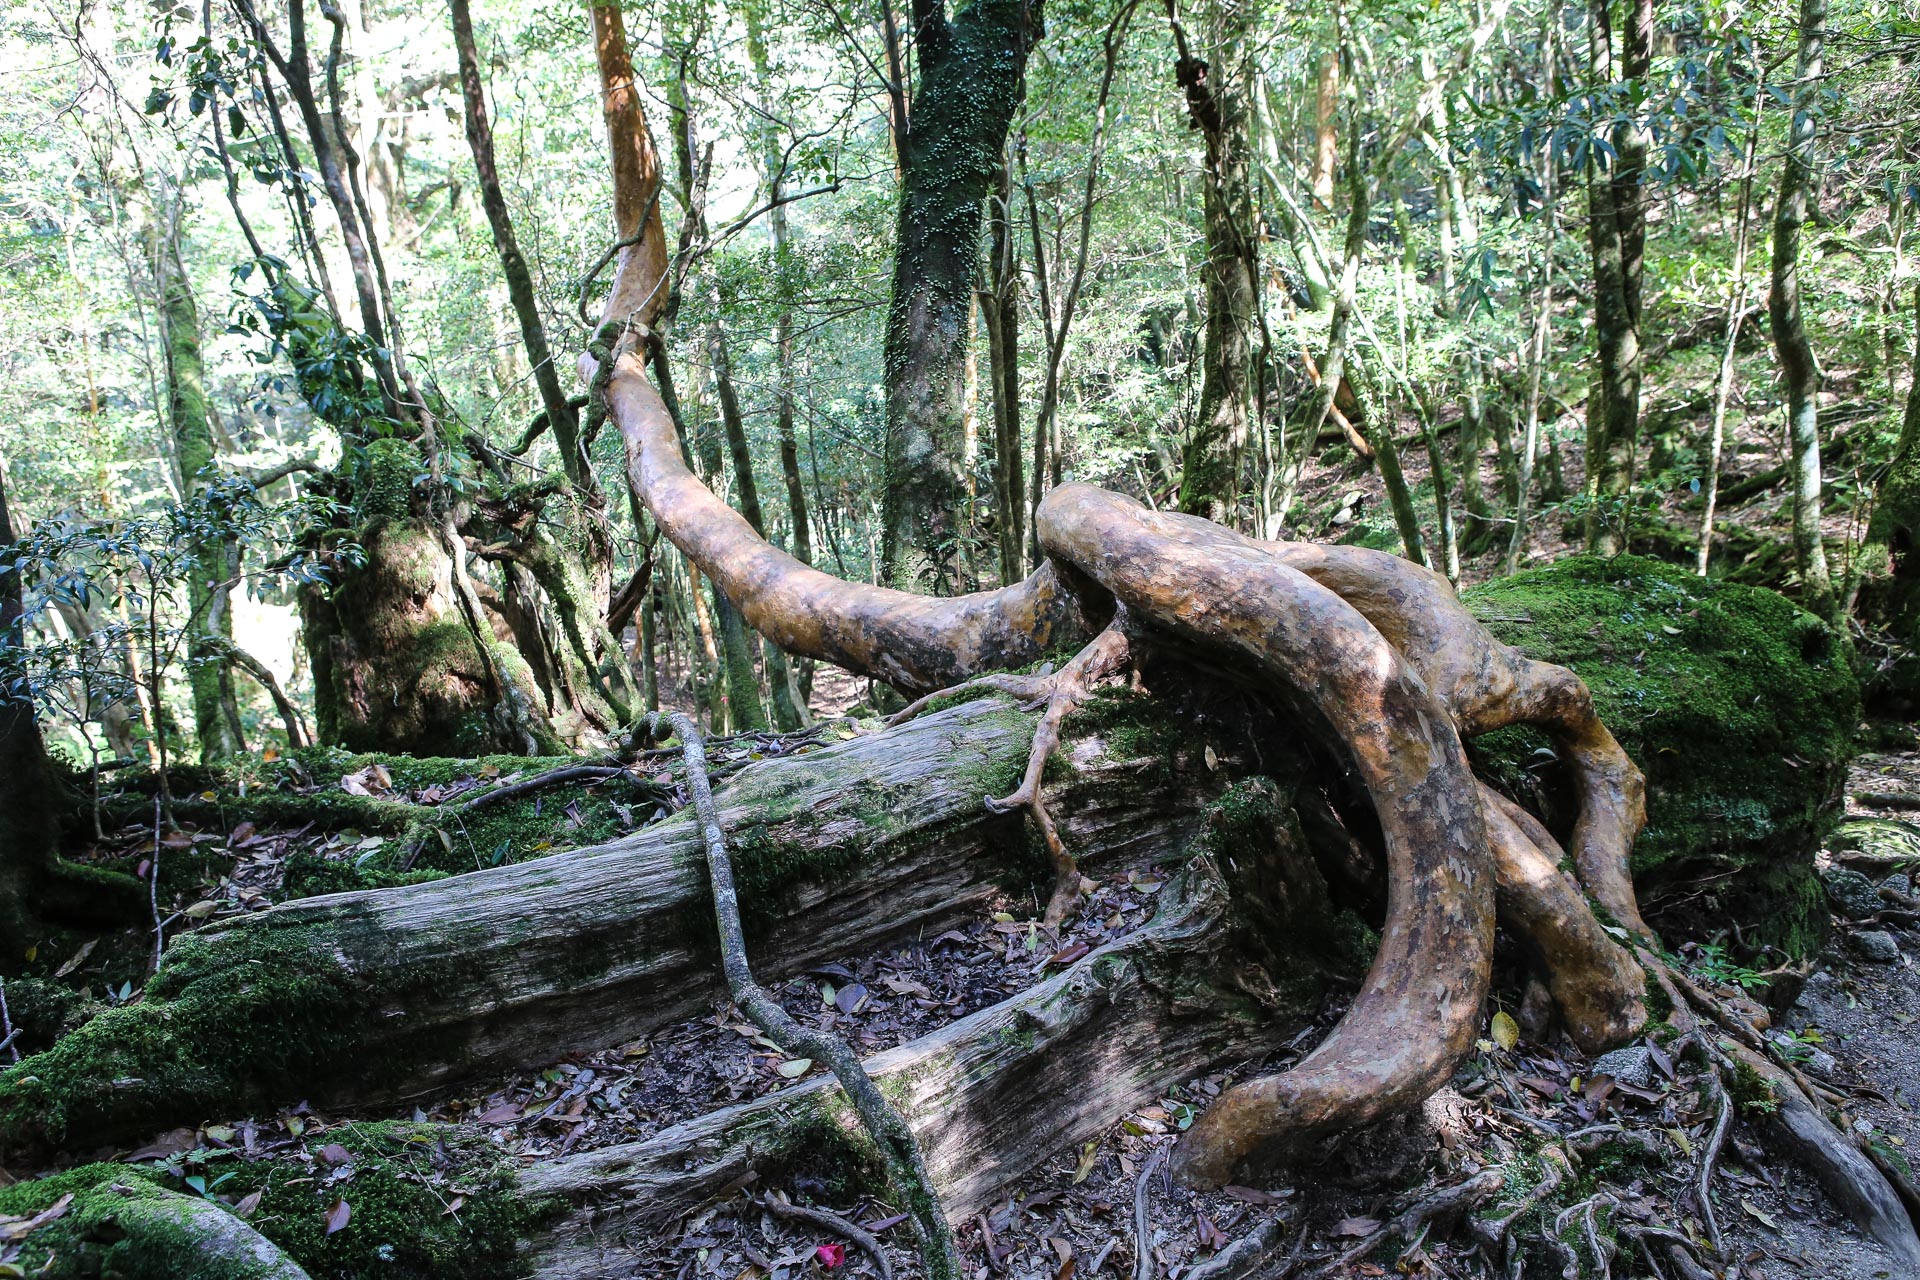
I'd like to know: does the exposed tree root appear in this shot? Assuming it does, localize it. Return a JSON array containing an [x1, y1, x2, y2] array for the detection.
[[581, 55, 1697, 1194], [642, 707, 959, 1280], [1294, 1169, 1505, 1279]]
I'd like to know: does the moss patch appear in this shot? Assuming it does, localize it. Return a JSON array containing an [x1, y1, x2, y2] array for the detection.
[[1465, 555, 1857, 959]]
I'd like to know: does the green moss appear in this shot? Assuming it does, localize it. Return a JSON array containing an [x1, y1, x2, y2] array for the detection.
[[0, 909, 496, 1159], [0, 1165, 284, 1280], [0, 1124, 549, 1280], [358, 438, 421, 524], [208, 1121, 550, 1279], [1729, 1059, 1779, 1115], [1465, 555, 1857, 959]]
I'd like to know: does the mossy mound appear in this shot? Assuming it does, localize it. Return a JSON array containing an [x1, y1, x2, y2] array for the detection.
[[0, 1123, 546, 1279], [1465, 555, 1858, 960]]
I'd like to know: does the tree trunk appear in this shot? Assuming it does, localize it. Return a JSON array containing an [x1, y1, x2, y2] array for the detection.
[[1582, 0, 1649, 555], [452, 0, 616, 612], [710, 318, 804, 730], [1769, 0, 1840, 623], [879, 0, 1037, 592], [1173, 0, 1259, 525], [0, 695, 1218, 1156], [301, 441, 560, 755], [981, 158, 1024, 584], [156, 234, 246, 762]]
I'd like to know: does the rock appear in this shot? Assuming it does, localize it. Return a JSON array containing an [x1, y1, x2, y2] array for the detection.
[[1769, 1031, 1838, 1078], [1468, 556, 1858, 961], [1825, 867, 1885, 920], [1851, 930, 1901, 963], [1591, 1045, 1657, 1089], [1882, 873, 1913, 898]]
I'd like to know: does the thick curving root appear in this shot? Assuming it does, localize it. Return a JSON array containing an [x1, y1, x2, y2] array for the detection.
[[586, 56, 1655, 1192]]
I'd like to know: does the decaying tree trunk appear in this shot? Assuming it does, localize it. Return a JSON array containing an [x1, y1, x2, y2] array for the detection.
[[300, 440, 560, 756], [0, 697, 1217, 1156], [520, 819, 1354, 1278]]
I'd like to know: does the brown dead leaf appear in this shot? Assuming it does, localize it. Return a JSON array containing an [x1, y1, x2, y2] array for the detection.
[[324, 1198, 351, 1235], [476, 1103, 522, 1125], [232, 1188, 264, 1219], [1221, 1185, 1290, 1205], [0, 1193, 72, 1242], [127, 1128, 199, 1161], [1045, 941, 1091, 969], [1195, 1212, 1229, 1250], [1332, 1216, 1381, 1238], [317, 1143, 353, 1166]]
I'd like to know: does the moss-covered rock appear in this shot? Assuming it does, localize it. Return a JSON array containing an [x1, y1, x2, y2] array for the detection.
[[0, 1122, 547, 1280], [1465, 555, 1858, 960], [0, 1164, 306, 1279]]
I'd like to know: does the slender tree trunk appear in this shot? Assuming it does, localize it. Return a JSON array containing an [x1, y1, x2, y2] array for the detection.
[[1172, 0, 1259, 525], [710, 316, 803, 731], [879, 0, 1037, 592], [981, 157, 1024, 583], [1508, 146, 1557, 575], [1431, 92, 1494, 550], [1311, 48, 1339, 207], [1769, 0, 1840, 622], [1582, 0, 1649, 554], [156, 233, 245, 762], [1697, 51, 1764, 575]]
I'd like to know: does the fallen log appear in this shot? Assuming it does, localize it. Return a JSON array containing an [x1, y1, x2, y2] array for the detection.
[[0, 695, 1229, 1159], [519, 787, 1362, 1279]]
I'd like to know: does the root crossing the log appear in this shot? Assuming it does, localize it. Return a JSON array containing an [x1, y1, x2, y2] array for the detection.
[[639, 709, 961, 1280]]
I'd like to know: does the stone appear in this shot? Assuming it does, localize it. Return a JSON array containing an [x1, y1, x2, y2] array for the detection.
[[1591, 1045, 1656, 1089], [1824, 868, 1883, 920], [1882, 873, 1912, 898], [1468, 556, 1858, 960], [1850, 930, 1901, 963]]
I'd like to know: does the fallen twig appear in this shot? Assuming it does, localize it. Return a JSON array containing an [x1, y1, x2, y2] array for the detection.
[[643, 709, 961, 1280], [1133, 1141, 1169, 1280], [759, 1193, 894, 1280]]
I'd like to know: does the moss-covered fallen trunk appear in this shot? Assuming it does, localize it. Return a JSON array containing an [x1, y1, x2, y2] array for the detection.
[[0, 695, 1218, 1159], [1465, 555, 1858, 958]]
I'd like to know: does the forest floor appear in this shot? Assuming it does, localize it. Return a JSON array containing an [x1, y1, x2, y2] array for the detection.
[[42, 732, 1909, 1280], [9, 675, 1920, 1279]]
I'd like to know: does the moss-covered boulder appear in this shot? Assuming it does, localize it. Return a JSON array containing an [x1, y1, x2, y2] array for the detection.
[[1465, 555, 1858, 960]]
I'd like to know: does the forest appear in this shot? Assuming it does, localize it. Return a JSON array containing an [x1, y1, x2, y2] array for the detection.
[[2, 0, 1920, 1273]]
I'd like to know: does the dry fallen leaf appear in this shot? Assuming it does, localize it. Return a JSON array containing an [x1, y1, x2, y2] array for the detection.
[[1332, 1216, 1381, 1238], [777, 1058, 814, 1078], [232, 1189, 264, 1219], [1490, 1010, 1520, 1051], [324, 1198, 352, 1235]]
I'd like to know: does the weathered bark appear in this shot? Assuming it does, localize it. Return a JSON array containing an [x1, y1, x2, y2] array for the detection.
[[1582, 0, 1650, 555], [1769, 0, 1840, 623], [521, 833, 1348, 1277], [0, 698, 1212, 1155], [1172, 0, 1259, 524], [157, 235, 246, 762], [879, 0, 1037, 591]]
